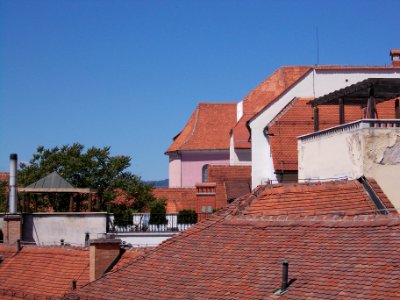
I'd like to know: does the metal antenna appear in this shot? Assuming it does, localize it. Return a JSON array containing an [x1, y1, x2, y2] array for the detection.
[[316, 26, 320, 66]]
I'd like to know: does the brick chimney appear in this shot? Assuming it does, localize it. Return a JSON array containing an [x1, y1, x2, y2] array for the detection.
[[390, 49, 400, 67], [3, 215, 22, 245], [89, 239, 122, 282], [195, 183, 217, 216]]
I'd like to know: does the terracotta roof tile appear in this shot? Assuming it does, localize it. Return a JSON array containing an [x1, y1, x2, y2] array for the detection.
[[0, 246, 89, 298], [67, 181, 400, 299], [243, 180, 396, 217], [0, 172, 9, 182], [269, 98, 399, 171], [112, 248, 150, 271], [68, 206, 400, 299], [233, 66, 312, 149], [166, 103, 237, 153]]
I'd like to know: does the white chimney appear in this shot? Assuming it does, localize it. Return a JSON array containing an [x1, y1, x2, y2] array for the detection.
[[9, 153, 17, 214]]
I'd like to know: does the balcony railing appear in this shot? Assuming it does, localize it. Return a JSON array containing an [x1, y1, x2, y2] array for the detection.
[[108, 213, 213, 233], [298, 119, 400, 143]]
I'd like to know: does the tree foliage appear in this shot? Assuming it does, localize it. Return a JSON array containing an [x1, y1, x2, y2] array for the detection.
[[149, 198, 168, 226], [177, 209, 198, 224], [18, 143, 157, 213]]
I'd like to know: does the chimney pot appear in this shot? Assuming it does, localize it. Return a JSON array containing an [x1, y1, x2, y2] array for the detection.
[[390, 49, 400, 67], [281, 260, 289, 291]]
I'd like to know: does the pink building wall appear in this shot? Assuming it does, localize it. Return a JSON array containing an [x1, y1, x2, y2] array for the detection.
[[168, 151, 230, 188]]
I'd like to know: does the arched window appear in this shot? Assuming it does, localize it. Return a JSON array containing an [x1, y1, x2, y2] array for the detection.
[[202, 164, 209, 183]]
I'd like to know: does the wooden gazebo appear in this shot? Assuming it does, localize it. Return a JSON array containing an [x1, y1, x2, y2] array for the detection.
[[18, 172, 97, 211], [309, 78, 400, 131]]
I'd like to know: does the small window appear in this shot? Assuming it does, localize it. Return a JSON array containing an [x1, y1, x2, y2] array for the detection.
[[201, 206, 207, 213], [207, 206, 213, 213], [202, 164, 209, 182]]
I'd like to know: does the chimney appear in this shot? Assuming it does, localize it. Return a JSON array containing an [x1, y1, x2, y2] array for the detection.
[[195, 182, 217, 219], [390, 49, 400, 67], [274, 260, 290, 295], [9, 153, 17, 214], [3, 154, 22, 245], [89, 238, 122, 282]]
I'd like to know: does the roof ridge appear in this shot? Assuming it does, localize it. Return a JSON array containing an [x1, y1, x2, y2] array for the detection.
[[228, 212, 400, 226]]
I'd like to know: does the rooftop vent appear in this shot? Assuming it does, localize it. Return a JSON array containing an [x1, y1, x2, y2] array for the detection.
[[390, 49, 400, 67], [274, 260, 290, 295]]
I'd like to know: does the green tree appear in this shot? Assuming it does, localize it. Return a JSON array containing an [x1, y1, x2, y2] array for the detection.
[[0, 180, 7, 213], [177, 209, 198, 224], [18, 143, 157, 213], [149, 199, 168, 226]]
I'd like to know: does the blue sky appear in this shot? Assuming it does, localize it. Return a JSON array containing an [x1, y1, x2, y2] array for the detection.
[[0, 0, 399, 180]]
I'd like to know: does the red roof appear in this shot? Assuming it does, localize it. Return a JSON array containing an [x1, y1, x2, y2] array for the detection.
[[166, 103, 237, 153], [0, 172, 9, 182], [391, 49, 400, 55], [269, 97, 399, 171], [0, 246, 89, 298], [233, 66, 311, 149], [243, 180, 395, 217], [112, 248, 150, 271], [68, 180, 400, 299]]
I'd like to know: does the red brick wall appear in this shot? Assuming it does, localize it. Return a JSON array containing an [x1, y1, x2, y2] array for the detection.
[[153, 188, 197, 213], [3, 216, 21, 245], [207, 165, 251, 208]]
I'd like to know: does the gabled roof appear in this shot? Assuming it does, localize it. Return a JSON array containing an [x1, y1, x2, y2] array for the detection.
[[233, 65, 400, 150], [166, 103, 237, 153], [67, 180, 399, 299], [0, 246, 89, 298], [26, 171, 75, 189], [269, 97, 399, 171], [19, 172, 96, 193], [233, 66, 312, 149]]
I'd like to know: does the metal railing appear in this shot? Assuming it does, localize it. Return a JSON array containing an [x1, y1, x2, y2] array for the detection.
[[108, 213, 212, 233]]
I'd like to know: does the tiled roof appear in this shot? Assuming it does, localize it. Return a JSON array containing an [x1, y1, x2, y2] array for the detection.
[[0, 172, 9, 182], [67, 180, 400, 300], [166, 103, 237, 153], [233, 65, 400, 150], [269, 97, 399, 171], [0, 246, 90, 298], [112, 248, 150, 271], [153, 188, 197, 213], [391, 49, 400, 55], [243, 180, 395, 217], [233, 66, 311, 149]]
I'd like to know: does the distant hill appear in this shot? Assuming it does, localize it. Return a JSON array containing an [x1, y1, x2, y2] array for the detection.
[[144, 179, 168, 188]]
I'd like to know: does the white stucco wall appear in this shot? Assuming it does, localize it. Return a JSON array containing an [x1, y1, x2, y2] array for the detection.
[[22, 213, 108, 246], [230, 133, 252, 165], [249, 69, 400, 188], [299, 125, 400, 210], [237, 101, 243, 121]]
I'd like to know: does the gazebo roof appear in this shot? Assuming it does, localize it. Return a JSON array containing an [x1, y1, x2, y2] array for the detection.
[[19, 172, 96, 193], [309, 78, 400, 106]]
